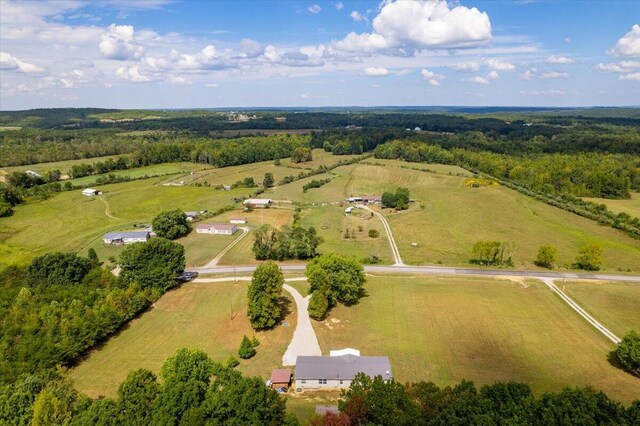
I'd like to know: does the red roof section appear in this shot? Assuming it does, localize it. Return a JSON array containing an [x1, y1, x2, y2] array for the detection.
[[271, 369, 292, 383]]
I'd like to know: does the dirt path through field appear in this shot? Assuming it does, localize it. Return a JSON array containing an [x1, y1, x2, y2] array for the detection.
[[203, 226, 249, 268], [361, 205, 404, 266], [99, 197, 119, 220], [540, 278, 621, 344]]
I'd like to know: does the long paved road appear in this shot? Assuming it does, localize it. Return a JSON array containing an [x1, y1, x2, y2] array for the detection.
[[194, 263, 640, 283]]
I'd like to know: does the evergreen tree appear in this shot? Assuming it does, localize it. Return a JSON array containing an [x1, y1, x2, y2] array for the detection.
[[238, 335, 257, 359]]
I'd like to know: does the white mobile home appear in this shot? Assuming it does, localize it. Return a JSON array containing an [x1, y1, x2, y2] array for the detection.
[[196, 223, 237, 235], [242, 198, 272, 208], [103, 231, 150, 245], [230, 218, 248, 224]]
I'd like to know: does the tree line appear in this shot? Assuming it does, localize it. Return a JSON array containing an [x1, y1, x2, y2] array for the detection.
[[309, 374, 640, 425], [0, 238, 185, 383]]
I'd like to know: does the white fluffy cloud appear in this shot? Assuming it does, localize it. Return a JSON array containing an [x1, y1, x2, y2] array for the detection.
[[541, 71, 569, 79], [485, 58, 515, 71], [335, 0, 491, 53], [335, 2, 344, 10], [487, 70, 499, 80], [620, 72, 640, 81], [595, 61, 640, 73], [115, 65, 152, 82], [308, 4, 322, 14], [468, 76, 489, 84], [545, 55, 575, 64], [350, 11, 363, 22], [608, 24, 640, 57], [0, 51, 44, 73], [453, 61, 480, 72], [100, 24, 144, 60], [362, 67, 390, 76], [421, 68, 445, 85], [520, 68, 536, 80]]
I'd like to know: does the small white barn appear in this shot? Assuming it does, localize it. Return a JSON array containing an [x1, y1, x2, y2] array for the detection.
[[82, 188, 102, 197], [103, 231, 150, 245], [345, 207, 353, 215], [197, 223, 237, 235], [346, 196, 362, 203], [243, 198, 272, 208], [230, 218, 247, 224]]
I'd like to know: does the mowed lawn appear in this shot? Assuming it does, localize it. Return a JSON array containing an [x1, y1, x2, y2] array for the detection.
[[301, 205, 393, 263], [312, 275, 640, 404], [0, 175, 247, 267], [278, 149, 361, 170], [178, 231, 240, 268], [561, 280, 640, 337], [0, 154, 127, 178], [218, 208, 294, 265], [71, 281, 296, 398], [584, 192, 640, 218], [342, 163, 640, 272]]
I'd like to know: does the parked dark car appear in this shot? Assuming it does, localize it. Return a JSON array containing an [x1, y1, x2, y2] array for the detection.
[[177, 271, 198, 281]]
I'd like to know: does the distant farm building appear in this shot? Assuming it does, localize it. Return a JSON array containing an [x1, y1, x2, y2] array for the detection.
[[346, 196, 362, 203], [275, 116, 287, 123], [184, 211, 198, 221], [362, 195, 381, 204], [295, 354, 392, 391], [345, 207, 353, 215], [103, 231, 150, 245], [230, 218, 248, 224], [269, 369, 292, 390], [243, 198, 272, 208], [25, 170, 42, 178], [82, 188, 102, 197], [196, 223, 238, 235]]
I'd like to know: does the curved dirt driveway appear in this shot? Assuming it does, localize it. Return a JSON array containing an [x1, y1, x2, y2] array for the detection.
[[203, 226, 249, 268], [282, 280, 321, 366], [361, 205, 404, 265], [192, 276, 321, 366]]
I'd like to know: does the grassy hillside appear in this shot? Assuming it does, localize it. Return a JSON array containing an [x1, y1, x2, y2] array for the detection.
[[313, 162, 640, 271], [70, 281, 296, 398], [312, 275, 640, 404]]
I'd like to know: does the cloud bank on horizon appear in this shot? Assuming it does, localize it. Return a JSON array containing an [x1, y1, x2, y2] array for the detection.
[[0, 0, 639, 109]]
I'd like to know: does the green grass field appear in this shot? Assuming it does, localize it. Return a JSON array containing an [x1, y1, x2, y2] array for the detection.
[[218, 208, 294, 265], [66, 162, 206, 186], [70, 281, 296, 398], [325, 163, 640, 272], [278, 149, 361, 170], [584, 192, 640, 218], [312, 275, 640, 404], [0, 154, 127, 179], [361, 157, 473, 177], [561, 280, 640, 337], [300, 205, 393, 263], [179, 231, 240, 268], [0, 175, 247, 267]]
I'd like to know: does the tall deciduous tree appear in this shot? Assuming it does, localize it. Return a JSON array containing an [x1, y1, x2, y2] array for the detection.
[[119, 238, 185, 290], [117, 369, 160, 425], [263, 173, 274, 188], [307, 253, 365, 306], [573, 243, 603, 271], [613, 330, 640, 377], [27, 252, 92, 287], [247, 261, 284, 329], [534, 245, 557, 269], [152, 209, 191, 240]]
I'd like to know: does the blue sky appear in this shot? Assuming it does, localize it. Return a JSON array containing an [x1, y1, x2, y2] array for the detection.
[[0, 0, 639, 109]]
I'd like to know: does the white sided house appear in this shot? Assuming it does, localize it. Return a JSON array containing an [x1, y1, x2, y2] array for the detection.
[[82, 188, 102, 197], [196, 223, 237, 235], [230, 218, 247, 224], [243, 198, 272, 208], [295, 354, 392, 391], [184, 211, 198, 221], [103, 231, 150, 245]]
